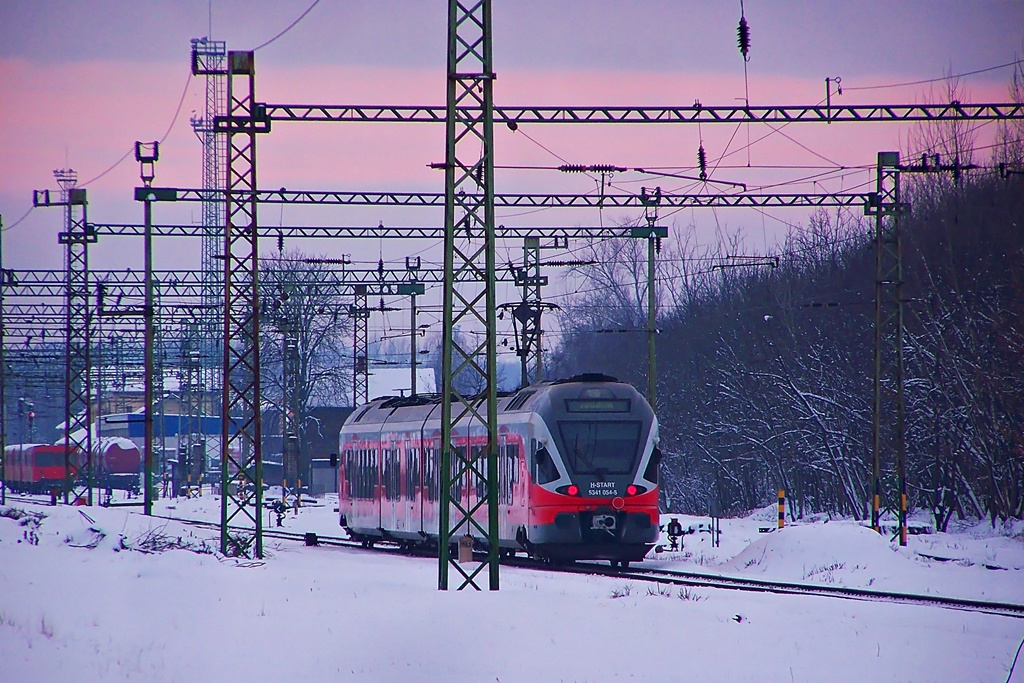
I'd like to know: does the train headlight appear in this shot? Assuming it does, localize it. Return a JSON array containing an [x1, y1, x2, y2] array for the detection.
[[567, 484, 579, 496], [626, 485, 637, 496]]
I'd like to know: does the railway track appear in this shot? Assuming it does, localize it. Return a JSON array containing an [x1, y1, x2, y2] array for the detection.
[[561, 563, 1024, 620], [160, 512, 1024, 620], [6, 497, 1022, 619]]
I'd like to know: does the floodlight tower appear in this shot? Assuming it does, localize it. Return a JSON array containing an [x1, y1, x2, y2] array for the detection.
[[190, 37, 227, 429]]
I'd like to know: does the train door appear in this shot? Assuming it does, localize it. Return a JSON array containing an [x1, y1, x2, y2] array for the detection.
[[384, 439, 403, 533], [421, 439, 440, 538], [402, 438, 418, 536], [372, 446, 382, 531]]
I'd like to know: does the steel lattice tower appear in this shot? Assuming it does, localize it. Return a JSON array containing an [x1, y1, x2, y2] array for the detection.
[[438, 0, 501, 591], [869, 151, 907, 545], [217, 50, 269, 558], [350, 284, 369, 407], [41, 171, 95, 505], [191, 37, 226, 447]]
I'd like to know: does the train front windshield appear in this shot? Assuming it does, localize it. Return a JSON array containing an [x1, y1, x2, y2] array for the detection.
[[558, 421, 641, 476]]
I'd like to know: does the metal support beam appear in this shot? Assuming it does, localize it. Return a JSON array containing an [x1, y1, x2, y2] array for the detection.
[[439, 0, 500, 591], [88, 222, 698, 240], [217, 50, 268, 558], [261, 101, 1024, 124], [868, 151, 906, 546], [132, 188, 876, 209]]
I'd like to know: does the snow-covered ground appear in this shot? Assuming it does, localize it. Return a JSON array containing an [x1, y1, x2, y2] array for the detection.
[[2, 493, 1023, 682]]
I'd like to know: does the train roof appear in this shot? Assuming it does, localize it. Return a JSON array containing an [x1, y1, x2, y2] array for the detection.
[[343, 373, 631, 428]]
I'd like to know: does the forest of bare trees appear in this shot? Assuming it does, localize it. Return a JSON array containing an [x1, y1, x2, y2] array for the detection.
[[550, 101, 1024, 526]]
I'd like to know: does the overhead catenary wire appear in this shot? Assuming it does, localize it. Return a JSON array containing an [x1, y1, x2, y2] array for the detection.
[[252, 0, 322, 52], [844, 58, 1024, 92]]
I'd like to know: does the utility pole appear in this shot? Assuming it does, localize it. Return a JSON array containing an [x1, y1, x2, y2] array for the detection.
[[869, 152, 977, 546], [136, 141, 159, 515], [400, 256, 424, 397], [499, 238, 562, 389], [632, 187, 666, 409], [869, 151, 905, 545]]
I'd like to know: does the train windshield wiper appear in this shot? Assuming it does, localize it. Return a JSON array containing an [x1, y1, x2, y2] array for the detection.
[[573, 433, 598, 474]]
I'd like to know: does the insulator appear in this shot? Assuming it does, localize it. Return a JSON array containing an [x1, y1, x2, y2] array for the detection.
[[655, 236, 663, 255], [277, 232, 284, 252], [697, 144, 708, 181], [558, 164, 587, 173], [378, 257, 385, 275], [737, 16, 751, 61]]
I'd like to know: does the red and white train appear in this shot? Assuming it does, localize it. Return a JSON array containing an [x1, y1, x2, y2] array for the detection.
[[338, 374, 660, 566]]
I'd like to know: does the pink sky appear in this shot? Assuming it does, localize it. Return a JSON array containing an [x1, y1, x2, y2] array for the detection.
[[1, 1, 1021, 274]]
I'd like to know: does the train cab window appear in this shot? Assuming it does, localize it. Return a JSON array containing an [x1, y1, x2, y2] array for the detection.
[[532, 440, 559, 485], [558, 421, 641, 476], [644, 446, 662, 484], [36, 450, 58, 467]]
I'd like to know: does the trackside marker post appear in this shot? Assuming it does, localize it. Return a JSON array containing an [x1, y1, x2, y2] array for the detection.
[[778, 489, 786, 529]]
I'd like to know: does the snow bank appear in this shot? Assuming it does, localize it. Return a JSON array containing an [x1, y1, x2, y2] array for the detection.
[[723, 522, 913, 586], [2, 501, 1023, 682]]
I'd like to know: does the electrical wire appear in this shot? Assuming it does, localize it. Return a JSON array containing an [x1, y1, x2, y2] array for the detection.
[[76, 68, 193, 189], [845, 58, 1024, 92], [1, 205, 36, 232], [252, 0, 322, 51], [1005, 634, 1024, 683]]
